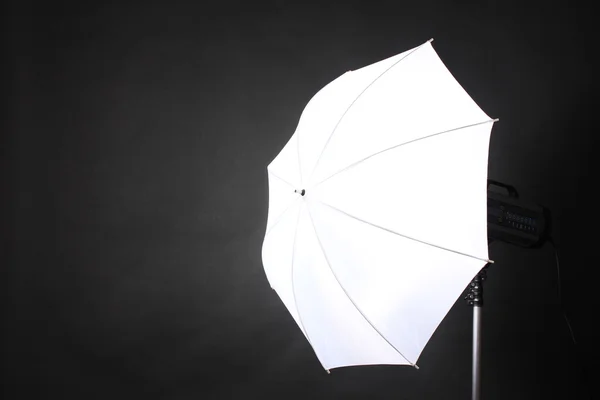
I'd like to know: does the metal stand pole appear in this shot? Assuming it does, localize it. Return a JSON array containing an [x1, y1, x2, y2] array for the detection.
[[465, 264, 489, 400], [472, 305, 482, 400]]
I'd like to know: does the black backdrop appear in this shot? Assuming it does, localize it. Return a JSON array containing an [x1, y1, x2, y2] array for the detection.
[[4, 1, 596, 399]]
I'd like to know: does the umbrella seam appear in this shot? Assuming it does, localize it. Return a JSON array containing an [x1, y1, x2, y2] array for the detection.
[[315, 199, 492, 264], [312, 118, 498, 189], [307, 39, 433, 184], [305, 200, 416, 367]]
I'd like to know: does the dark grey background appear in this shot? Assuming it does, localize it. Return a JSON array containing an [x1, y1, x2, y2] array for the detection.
[[4, 1, 596, 399]]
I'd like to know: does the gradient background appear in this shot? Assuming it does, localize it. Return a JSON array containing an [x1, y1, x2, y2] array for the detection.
[[4, 1, 596, 399]]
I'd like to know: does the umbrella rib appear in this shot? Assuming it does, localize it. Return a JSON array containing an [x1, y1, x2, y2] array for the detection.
[[307, 39, 433, 183], [315, 199, 493, 264], [296, 132, 304, 186], [269, 170, 296, 190], [313, 118, 498, 189], [305, 200, 416, 367], [264, 197, 301, 240], [290, 204, 316, 351]]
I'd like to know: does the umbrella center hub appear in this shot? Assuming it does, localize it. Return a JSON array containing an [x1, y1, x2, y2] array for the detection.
[[295, 189, 306, 196]]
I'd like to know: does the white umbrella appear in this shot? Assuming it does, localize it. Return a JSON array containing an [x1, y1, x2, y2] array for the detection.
[[261, 39, 497, 372]]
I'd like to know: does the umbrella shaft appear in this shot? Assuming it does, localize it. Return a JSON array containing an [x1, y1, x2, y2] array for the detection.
[[472, 305, 482, 400]]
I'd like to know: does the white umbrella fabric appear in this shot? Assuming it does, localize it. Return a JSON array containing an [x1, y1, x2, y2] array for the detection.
[[262, 39, 497, 371]]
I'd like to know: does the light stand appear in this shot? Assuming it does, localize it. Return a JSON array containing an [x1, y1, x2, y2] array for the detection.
[[468, 179, 549, 400]]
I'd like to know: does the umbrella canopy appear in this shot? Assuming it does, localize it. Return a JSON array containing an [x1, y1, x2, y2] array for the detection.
[[262, 39, 496, 371]]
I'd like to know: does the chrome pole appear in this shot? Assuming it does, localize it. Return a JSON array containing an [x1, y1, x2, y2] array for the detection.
[[472, 305, 482, 400]]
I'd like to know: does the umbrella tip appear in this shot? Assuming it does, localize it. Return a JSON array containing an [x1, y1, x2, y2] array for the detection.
[[428, 38, 434, 43], [413, 364, 420, 370], [326, 369, 331, 375]]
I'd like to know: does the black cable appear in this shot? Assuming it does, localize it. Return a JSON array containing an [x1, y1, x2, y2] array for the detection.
[[547, 237, 577, 345], [547, 237, 591, 400]]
